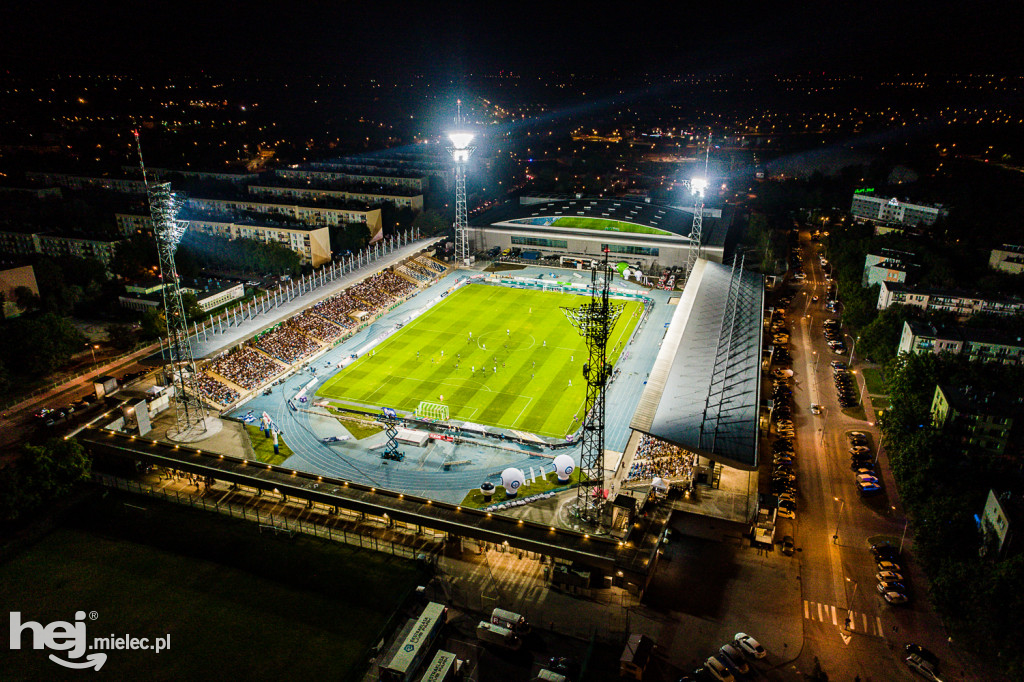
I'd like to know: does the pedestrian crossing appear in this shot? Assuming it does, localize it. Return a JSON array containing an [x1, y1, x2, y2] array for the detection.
[[803, 600, 886, 637]]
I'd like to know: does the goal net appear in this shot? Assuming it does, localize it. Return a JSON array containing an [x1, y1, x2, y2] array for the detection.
[[416, 401, 449, 421]]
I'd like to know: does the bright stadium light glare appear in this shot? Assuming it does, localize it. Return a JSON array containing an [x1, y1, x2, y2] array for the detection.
[[448, 131, 474, 149], [691, 177, 708, 196]]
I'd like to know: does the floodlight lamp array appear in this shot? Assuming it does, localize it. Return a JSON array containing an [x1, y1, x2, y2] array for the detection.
[[691, 177, 708, 197]]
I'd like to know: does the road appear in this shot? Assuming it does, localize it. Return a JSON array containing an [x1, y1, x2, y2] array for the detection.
[[783, 228, 979, 681], [0, 342, 161, 452]]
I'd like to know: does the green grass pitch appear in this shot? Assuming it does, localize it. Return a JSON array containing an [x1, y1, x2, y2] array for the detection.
[[551, 216, 673, 235], [317, 283, 642, 437]]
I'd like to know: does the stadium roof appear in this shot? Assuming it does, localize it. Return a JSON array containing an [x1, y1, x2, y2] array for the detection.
[[631, 258, 764, 470], [472, 197, 731, 247]]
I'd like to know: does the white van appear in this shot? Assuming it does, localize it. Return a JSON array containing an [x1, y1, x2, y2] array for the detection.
[[476, 621, 521, 650], [491, 607, 530, 634]]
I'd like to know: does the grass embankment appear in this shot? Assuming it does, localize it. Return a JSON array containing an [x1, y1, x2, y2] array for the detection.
[[459, 469, 586, 508], [325, 407, 385, 440], [244, 424, 293, 465]]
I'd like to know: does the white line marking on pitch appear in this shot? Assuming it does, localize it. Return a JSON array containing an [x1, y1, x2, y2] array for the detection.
[[509, 397, 533, 428], [831, 606, 837, 626]]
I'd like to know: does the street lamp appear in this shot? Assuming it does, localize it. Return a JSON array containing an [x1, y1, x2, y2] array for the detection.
[[833, 496, 845, 543], [846, 577, 859, 621], [893, 505, 911, 553], [848, 335, 859, 366], [86, 343, 98, 364]]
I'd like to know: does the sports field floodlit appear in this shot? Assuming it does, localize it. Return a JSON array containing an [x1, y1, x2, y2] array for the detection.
[[317, 283, 641, 437], [551, 216, 673, 235]]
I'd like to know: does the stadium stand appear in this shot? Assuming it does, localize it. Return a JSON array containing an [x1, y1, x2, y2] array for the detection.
[[209, 348, 283, 391]]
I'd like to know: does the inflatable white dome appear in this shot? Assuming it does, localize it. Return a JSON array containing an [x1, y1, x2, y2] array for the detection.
[[500, 467, 526, 497], [553, 454, 576, 482]]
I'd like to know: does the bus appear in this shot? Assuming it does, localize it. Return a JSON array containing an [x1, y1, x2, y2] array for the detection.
[[379, 602, 448, 682], [418, 649, 459, 682]]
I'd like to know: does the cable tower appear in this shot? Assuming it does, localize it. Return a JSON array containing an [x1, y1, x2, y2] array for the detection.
[[562, 249, 623, 527], [134, 130, 208, 439], [447, 100, 475, 266], [686, 133, 712, 277]]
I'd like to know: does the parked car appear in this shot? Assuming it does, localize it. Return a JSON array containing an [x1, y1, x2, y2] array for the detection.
[[858, 481, 883, 495], [904, 644, 939, 668], [733, 633, 766, 659], [718, 644, 749, 674], [884, 590, 910, 605], [905, 654, 940, 681], [877, 570, 904, 583], [781, 536, 795, 555], [703, 655, 735, 682], [871, 543, 900, 559], [877, 560, 903, 572]]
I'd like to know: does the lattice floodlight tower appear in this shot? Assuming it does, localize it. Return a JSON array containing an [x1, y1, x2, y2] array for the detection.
[[686, 133, 712, 278], [135, 130, 208, 439], [447, 100, 475, 266], [561, 250, 623, 528]]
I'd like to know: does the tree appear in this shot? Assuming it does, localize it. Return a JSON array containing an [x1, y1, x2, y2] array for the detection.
[[412, 209, 450, 236], [180, 292, 204, 322], [139, 307, 165, 340], [105, 323, 137, 351], [857, 305, 912, 364], [13, 286, 39, 311], [0, 438, 91, 523]]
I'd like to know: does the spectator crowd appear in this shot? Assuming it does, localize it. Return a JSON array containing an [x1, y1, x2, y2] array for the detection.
[[626, 434, 698, 483], [254, 323, 320, 364], [194, 373, 241, 406], [208, 347, 283, 391]]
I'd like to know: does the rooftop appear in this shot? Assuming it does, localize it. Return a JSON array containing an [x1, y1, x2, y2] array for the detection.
[[472, 196, 731, 246], [631, 258, 764, 470]]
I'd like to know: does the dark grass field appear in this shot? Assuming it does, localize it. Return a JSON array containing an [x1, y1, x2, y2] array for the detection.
[[0, 492, 426, 681]]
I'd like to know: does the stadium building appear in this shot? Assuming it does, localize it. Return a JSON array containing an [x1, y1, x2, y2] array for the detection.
[[469, 196, 737, 271], [79, 242, 765, 597]]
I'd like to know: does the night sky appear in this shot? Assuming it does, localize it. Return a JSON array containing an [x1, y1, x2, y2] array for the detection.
[[2, 1, 1022, 77]]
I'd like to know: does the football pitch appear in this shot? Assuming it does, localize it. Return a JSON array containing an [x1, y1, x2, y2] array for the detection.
[[317, 283, 642, 437]]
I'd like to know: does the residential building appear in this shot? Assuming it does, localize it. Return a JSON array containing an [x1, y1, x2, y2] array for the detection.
[[989, 244, 1024, 275], [931, 383, 1022, 457], [898, 320, 1024, 364], [0, 264, 39, 317], [116, 213, 153, 236], [878, 281, 1024, 318], [0, 229, 123, 270], [850, 191, 948, 228], [980, 490, 1024, 559], [862, 248, 919, 288], [25, 171, 146, 194], [282, 167, 428, 192], [185, 214, 332, 267], [249, 182, 423, 211], [185, 196, 382, 242]]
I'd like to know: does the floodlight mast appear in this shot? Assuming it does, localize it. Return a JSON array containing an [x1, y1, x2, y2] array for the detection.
[[134, 130, 208, 438], [686, 133, 712, 277], [561, 249, 623, 528], [446, 100, 476, 266]]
